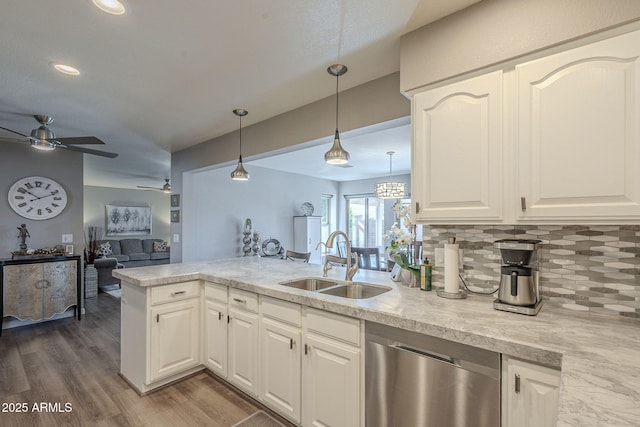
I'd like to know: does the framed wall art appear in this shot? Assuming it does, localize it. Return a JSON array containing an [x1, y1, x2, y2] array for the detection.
[[106, 205, 152, 236], [170, 194, 180, 207], [171, 210, 180, 223]]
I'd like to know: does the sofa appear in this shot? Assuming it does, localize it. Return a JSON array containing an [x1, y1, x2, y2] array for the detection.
[[94, 238, 170, 287]]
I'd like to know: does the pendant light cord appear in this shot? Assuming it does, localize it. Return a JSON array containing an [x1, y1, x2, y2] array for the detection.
[[335, 74, 339, 132], [239, 115, 243, 159], [388, 153, 392, 178]]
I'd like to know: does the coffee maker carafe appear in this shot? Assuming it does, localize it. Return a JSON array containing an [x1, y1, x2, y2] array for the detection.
[[493, 239, 542, 315]]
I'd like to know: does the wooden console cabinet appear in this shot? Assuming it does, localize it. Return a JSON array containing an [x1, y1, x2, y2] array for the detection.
[[1, 255, 81, 335]]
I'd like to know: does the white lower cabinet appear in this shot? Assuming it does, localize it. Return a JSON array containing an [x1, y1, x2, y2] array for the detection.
[[227, 289, 260, 397], [203, 283, 228, 377], [502, 356, 561, 427], [149, 298, 200, 382], [120, 280, 202, 394], [302, 308, 361, 427], [259, 297, 302, 423]]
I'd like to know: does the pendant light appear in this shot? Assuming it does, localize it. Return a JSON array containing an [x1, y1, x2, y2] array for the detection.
[[324, 64, 350, 165], [375, 151, 406, 199], [230, 109, 250, 181]]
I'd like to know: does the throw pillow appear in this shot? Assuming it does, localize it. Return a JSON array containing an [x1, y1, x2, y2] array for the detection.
[[98, 242, 113, 257], [153, 241, 168, 252]]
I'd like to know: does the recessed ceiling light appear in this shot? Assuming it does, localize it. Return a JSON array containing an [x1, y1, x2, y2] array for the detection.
[[51, 63, 81, 76], [92, 0, 126, 15]]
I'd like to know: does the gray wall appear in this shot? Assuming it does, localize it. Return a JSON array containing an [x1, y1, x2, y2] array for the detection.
[[0, 143, 84, 259], [83, 185, 171, 243], [400, 0, 640, 92], [182, 165, 338, 261], [172, 72, 411, 262]]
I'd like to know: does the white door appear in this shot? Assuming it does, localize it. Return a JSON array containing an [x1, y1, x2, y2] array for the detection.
[[412, 70, 503, 222], [149, 299, 200, 382], [302, 333, 360, 427], [503, 357, 560, 427], [203, 299, 228, 377], [259, 318, 301, 423], [228, 307, 259, 396], [516, 29, 640, 221]]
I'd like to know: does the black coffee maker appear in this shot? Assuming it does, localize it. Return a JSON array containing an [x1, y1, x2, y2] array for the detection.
[[493, 239, 542, 315]]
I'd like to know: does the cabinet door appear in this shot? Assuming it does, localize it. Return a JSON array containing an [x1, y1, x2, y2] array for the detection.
[[228, 306, 259, 397], [259, 318, 301, 423], [503, 357, 560, 427], [43, 260, 77, 319], [413, 70, 503, 222], [149, 299, 200, 382], [203, 299, 228, 377], [3, 264, 43, 321], [302, 333, 360, 427], [516, 30, 640, 221]]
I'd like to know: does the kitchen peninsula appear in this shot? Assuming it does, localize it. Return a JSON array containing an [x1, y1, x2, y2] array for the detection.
[[114, 257, 639, 426]]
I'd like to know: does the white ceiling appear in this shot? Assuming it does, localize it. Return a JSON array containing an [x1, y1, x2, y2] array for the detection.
[[0, 0, 478, 189]]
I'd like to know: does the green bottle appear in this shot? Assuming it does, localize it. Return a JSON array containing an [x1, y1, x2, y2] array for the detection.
[[420, 257, 432, 291]]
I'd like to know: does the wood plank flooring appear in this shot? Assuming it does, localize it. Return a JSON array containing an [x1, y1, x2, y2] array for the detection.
[[0, 292, 292, 427]]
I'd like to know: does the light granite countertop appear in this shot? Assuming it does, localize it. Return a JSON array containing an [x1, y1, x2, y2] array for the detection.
[[114, 257, 640, 426]]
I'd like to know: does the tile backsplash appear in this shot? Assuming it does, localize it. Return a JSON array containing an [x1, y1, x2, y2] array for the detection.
[[422, 225, 640, 319]]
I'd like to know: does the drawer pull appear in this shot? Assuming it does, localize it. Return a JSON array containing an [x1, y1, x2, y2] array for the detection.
[[515, 373, 521, 394], [171, 290, 186, 296], [232, 297, 246, 304]]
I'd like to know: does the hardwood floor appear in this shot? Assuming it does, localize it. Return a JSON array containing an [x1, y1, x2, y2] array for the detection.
[[0, 292, 291, 427]]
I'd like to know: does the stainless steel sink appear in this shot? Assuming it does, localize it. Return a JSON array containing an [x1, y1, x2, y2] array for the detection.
[[319, 283, 391, 299], [278, 278, 391, 299], [278, 277, 341, 291]]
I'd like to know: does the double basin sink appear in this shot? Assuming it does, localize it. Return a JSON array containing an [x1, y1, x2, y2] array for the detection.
[[278, 277, 391, 299]]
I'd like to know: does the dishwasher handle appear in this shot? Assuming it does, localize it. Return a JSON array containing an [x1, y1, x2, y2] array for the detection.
[[393, 344, 457, 366]]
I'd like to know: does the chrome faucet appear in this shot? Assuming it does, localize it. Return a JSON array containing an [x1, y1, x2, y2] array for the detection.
[[323, 231, 359, 281]]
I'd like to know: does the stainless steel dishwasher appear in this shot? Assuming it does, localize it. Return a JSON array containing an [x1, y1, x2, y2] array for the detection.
[[365, 322, 500, 427]]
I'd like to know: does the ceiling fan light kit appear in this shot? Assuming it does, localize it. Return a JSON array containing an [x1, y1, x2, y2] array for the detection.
[[0, 115, 118, 158], [324, 64, 350, 165], [231, 109, 250, 181], [375, 151, 406, 199]]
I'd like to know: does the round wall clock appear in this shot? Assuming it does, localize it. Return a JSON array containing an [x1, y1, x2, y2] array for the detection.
[[7, 176, 68, 220]]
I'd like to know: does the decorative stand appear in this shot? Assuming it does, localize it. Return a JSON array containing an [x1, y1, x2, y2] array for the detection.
[[252, 231, 261, 256], [242, 218, 252, 256]]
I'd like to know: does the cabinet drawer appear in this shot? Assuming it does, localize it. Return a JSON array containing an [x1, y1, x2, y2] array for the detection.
[[305, 308, 360, 346], [205, 282, 228, 302], [261, 296, 301, 327], [229, 288, 258, 313], [151, 281, 200, 305]]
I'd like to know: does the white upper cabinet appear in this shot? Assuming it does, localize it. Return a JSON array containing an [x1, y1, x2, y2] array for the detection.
[[515, 29, 640, 221], [411, 28, 640, 224], [413, 70, 503, 222]]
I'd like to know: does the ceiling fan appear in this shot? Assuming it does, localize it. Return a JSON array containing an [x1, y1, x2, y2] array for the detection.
[[137, 178, 171, 193], [0, 114, 118, 158]]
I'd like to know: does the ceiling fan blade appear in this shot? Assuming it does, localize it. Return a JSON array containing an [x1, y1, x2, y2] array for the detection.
[[0, 125, 29, 138], [0, 136, 29, 145], [63, 144, 118, 158], [56, 136, 106, 145], [136, 186, 162, 191]]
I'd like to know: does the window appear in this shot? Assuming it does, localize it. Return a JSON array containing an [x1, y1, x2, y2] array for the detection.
[[345, 195, 385, 249], [321, 194, 333, 244]]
